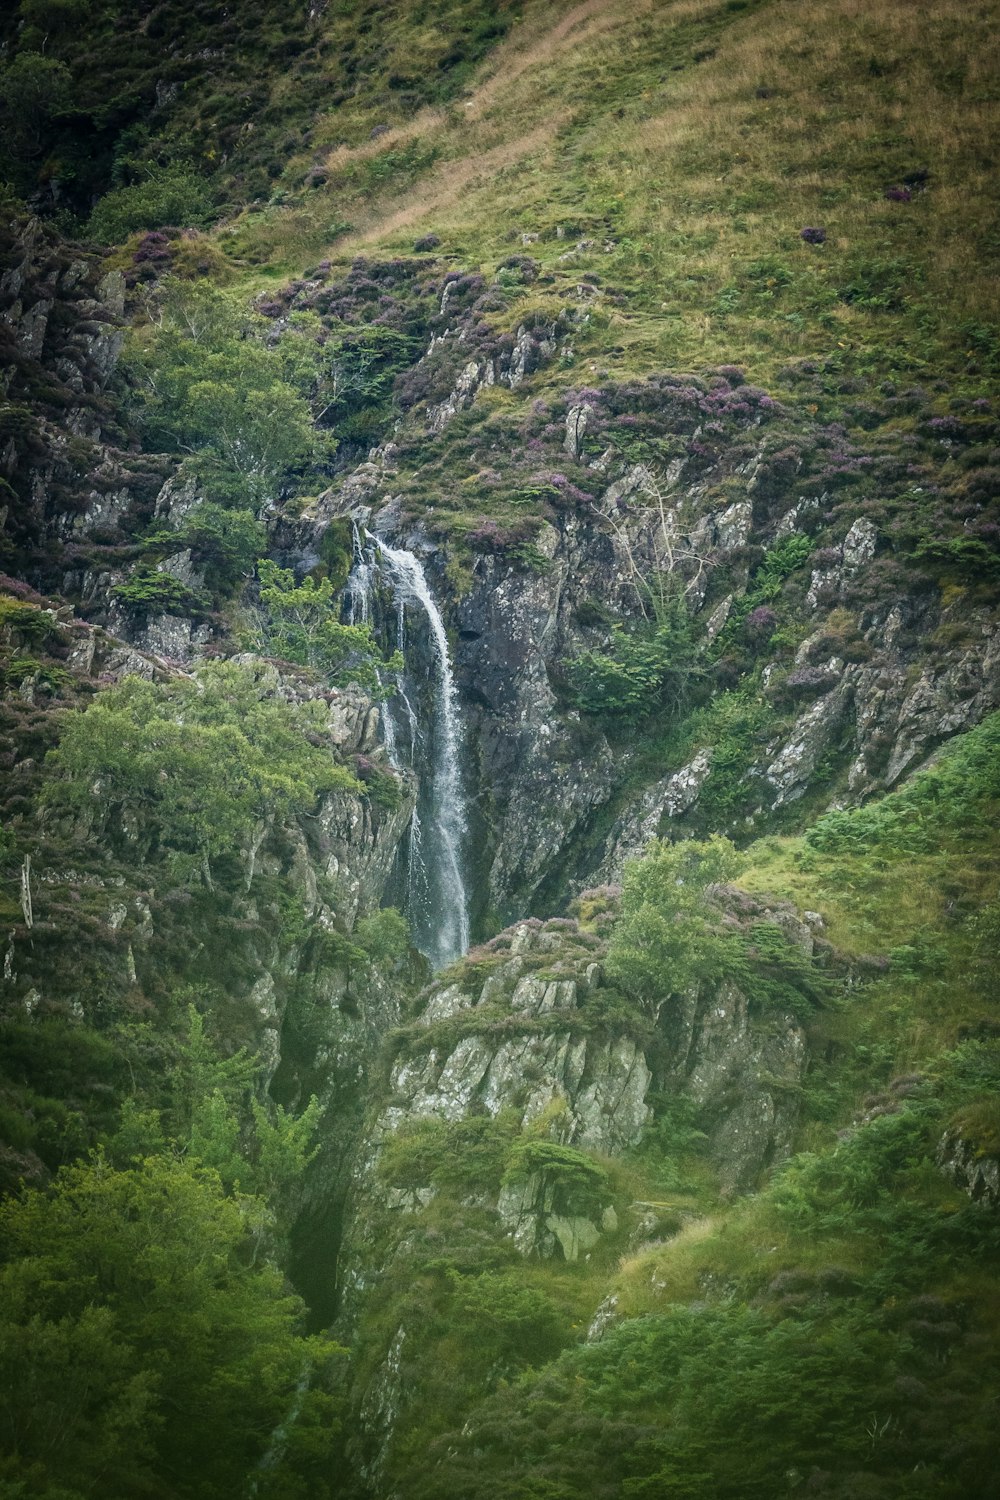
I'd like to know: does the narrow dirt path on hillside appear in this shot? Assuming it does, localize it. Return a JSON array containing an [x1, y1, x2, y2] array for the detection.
[[463, 0, 621, 120]]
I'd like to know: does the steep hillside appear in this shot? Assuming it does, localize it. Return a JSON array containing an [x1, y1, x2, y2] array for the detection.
[[1, 2, 998, 1497]]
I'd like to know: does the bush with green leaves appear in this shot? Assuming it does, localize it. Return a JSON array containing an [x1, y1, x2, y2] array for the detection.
[[86, 166, 213, 242], [353, 906, 410, 963], [446, 1268, 569, 1367], [379, 1113, 520, 1197], [606, 836, 744, 1007], [256, 559, 401, 692], [0, 594, 61, 646], [143, 502, 266, 599], [0, 1151, 341, 1500], [503, 1138, 610, 1217], [42, 659, 356, 881], [0, 52, 72, 177], [607, 836, 828, 1019], [110, 564, 205, 619], [124, 282, 330, 508], [566, 594, 695, 723]]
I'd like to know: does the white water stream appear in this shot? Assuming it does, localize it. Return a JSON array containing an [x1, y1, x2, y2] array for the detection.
[[347, 531, 470, 969]]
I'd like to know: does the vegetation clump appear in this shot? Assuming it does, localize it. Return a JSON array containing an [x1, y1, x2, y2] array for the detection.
[[42, 659, 356, 880], [607, 836, 829, 1021]]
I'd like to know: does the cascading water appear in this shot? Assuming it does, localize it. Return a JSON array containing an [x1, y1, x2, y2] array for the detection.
[[346, 531, 470, 969]]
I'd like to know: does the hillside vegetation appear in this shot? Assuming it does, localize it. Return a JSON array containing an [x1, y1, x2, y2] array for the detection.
[[0, 1, 998, 1498]]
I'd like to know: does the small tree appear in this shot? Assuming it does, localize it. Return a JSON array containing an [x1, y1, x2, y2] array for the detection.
[[256, 560, 400, 693], [0, 1152, 341, 1497], [606, 837, 744, 1012], [42, 660, 356, 882], [125, 283, 331, 508], [0, 52, 72, 163], [143, 502, 266, 600]]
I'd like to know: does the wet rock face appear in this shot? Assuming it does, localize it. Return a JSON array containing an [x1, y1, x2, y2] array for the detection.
[[455, 548, 620, 924]]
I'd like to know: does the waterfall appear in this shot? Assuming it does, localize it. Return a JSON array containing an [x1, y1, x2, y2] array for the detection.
[[346, 533, 470, 969]]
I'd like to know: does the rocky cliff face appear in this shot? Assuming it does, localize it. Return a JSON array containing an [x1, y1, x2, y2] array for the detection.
[[332, 899, 816, 1487], [1, 218, 140, 572], [4, 218, 998, 1500], [321, 378, 1000, 927]]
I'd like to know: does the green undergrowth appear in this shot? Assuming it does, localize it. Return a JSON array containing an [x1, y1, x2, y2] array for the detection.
[[0, 1000, 344, 1499], [345, 1103, 676, 1496], [0, 0, 527, 227], [346, 715, 1000, 1497], [364, 717, 1000, 1500]]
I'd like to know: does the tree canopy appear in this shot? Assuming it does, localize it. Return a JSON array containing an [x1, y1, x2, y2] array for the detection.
[[125, 283, 331, 509], [42, 659, 356, 880], [256, 560, 401, 694], [0, 1151, 340, 1500]]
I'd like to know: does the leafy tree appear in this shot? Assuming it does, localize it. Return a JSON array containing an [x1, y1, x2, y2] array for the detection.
[[566, 593, 695, 722], [256, 559, 401, 692], [0, 53, 72, 166], [607, 837, 827, 1019], [42, 660, 356, 881], [143, 501, 266, 599], [0, 1153, 341, 1499], [353, 906, 410, 962], [606, 837, 743, 1009], [125, 283, 330, 508], [110, 563, 205, 618], [87, 166, 213, 242]]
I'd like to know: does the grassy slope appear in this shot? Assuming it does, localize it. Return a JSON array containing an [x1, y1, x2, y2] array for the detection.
[[350, 716, 1000, 1499], [222, 0, 998, 399]]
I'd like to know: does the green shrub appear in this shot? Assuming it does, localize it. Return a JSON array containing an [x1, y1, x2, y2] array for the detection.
[[566, 597, 695, 723], [502, 1138, 610, 1216], [606, 837, 743, 1006], [354, 907, 409, 962], [256, 559, 399, 691], [0, 52, 72, 176], [0, 595, 60, 645], [447, 1268, 569, 1365], [171, 503, 266, 597], [42, 659, 356, 880], [111, 566, 205, 618], [87, 168, 213, 242], [379, 1113, 519, 1196], [607, 837, 828, 1018]]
